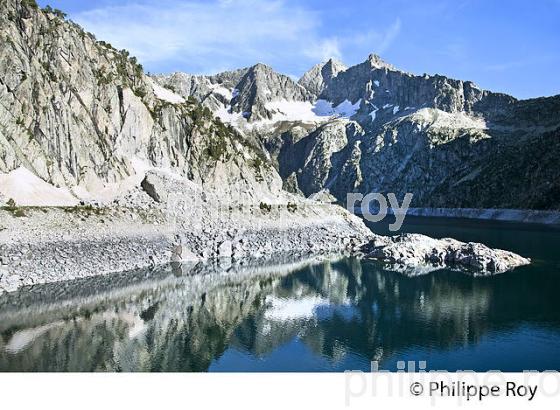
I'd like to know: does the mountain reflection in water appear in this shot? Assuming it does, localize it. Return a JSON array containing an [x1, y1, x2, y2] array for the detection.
[[1, 248, 559, 372]]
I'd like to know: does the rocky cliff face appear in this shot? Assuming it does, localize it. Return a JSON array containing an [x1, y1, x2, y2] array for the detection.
[[0, 0, 282, 204], [1, 0, 558, 211], [157, 53, 560, 210]]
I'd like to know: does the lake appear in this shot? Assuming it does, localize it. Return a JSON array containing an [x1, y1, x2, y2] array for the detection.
[[1, 216, 560, 372]]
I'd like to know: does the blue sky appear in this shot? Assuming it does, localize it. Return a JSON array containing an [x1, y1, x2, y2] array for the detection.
[[37, 0, 560, 98]]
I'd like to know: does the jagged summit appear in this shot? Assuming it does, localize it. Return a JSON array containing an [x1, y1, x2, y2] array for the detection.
[[366, 53, 397, 70], [298, 58, 347, 96], [228, 62, 312, 121], [249, 62, 275, 73]]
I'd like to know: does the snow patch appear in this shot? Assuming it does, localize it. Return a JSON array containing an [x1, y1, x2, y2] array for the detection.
[[260, 98, 361, 124], [265, 100, 324, 122], [213, 86, 233, 100], [312, 99, 336, 116], [369, 106, 379, 122], [208, 82, 233, 100], [333, 99, 362, 117], [147, 78, 185, 104], [408, 108, 487, 130], [393, 105, 400, 115], [216, 105, 244, 123], [219, 98, 361, 128], [373, 80, 380, 87], [0, 167, 78, 207]]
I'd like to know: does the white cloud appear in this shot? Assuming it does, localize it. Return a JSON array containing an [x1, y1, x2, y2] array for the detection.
[[304, 37, 342, 62], [378, 18, 401, 53], [73, 0, 326, 73], [72, 1, 402, 76], [346, 18, 402, 55]]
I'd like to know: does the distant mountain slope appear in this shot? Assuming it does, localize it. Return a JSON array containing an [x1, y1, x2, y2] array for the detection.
[[156, 54, 560, 210]]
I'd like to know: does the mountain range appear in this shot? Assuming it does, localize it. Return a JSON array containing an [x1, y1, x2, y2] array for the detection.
[[156, 54, 560, 210], [1, 0, 559, 210]]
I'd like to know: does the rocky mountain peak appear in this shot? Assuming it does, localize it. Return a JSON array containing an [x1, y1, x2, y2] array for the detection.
[[227, 63, 312, 121], [322, 58, 347, 74], [298, 58, 347, 96], [249, 62, 275, 74], [366, 53, 397, 70]]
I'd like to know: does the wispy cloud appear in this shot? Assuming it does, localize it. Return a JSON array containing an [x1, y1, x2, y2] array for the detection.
[[303, 37, 342, 62], [338, 18, 402, 56], [302, 17, 401, 64], [72, 0, 401, 75], [73, 0, 327, 73], [378, 18, 402, 53]]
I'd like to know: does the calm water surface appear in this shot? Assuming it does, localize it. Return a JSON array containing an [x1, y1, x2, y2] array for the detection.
[[1, 217, 559, 371]]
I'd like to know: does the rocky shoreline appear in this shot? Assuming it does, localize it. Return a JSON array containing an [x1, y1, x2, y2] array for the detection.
[[0, 194, 532, 294], [0, 183, 373, 294]]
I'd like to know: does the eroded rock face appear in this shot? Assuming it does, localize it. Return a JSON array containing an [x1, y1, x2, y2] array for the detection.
[[140, 171, 203, 204], [156, 50, 560, 210], [0, 0, 282, 203], [362, 233, 530, 276]]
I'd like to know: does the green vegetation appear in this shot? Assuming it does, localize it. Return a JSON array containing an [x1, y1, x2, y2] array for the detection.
[[3, 199, 28, 218], [63, 205, 110, 217], [22, 0, 38, 9], [206, 133, 228, 160], [163, 84, 177, 93], [4, 34, 14, 46], [97, 40, 114, 50], [40, 61, 57, 82], [94, 67, 115, 86], [191, 104, 213, 126], [259, 202, 272, 213], [133, 87, 147, 99], [42, 5, 66, 18]]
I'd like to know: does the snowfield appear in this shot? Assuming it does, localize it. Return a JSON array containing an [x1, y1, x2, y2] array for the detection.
[[408, 108, 488, 130], [147, 78, 185, 104], [0, 167, 78, 206]]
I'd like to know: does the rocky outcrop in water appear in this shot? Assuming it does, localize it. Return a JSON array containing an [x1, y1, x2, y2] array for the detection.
[[362, 233, 531, 276]]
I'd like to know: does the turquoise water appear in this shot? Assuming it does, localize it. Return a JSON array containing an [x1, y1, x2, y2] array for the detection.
[[1, 217, 559, 372]]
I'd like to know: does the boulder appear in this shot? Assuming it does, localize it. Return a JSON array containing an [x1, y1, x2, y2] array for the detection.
[[217, 240, 233, 258], [171, 245, 200, 263], [0, 272, 22, 293], [141, 173, 168, 203]]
